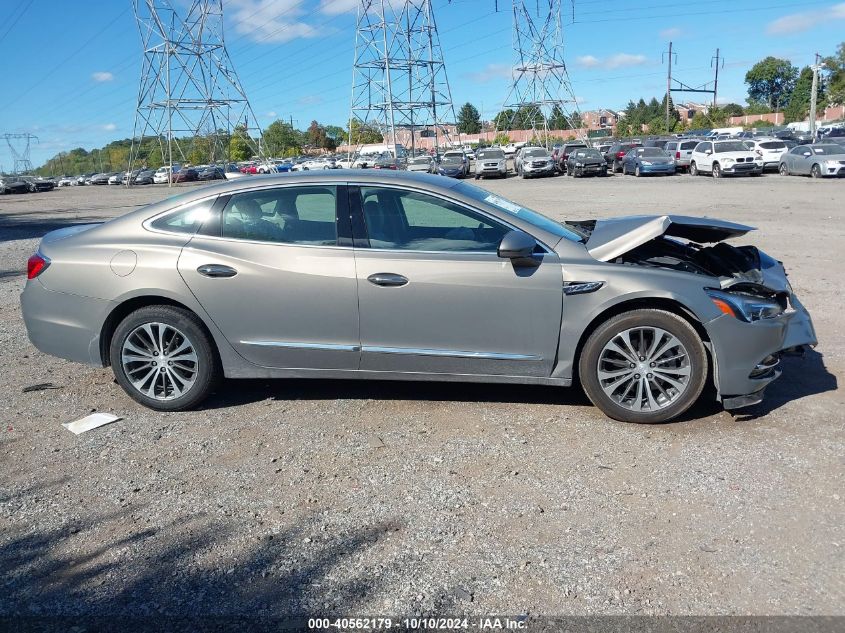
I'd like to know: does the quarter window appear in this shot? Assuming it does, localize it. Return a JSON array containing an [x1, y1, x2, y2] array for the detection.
[[359, 187, 509, 252], [150, 197, 216, 234], [221, 186, 337, 246]]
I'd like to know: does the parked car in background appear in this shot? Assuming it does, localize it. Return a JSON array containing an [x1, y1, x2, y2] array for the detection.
[[500, 142, 525, 157], [108, 173, 123, 185], [90, 172, 118, 185], [406, 155, 435, 173], [689, 140, 762, 178], [605, 142, 642, 173], [373, 155, 402, 170], [779, 144, 845, 178], [556, 142, 589, 173], [642, 138, 672, 150], [436, 152, 469, 178], [132, 170, 155, 185], [197, 166, 226, 181], [515, 147, 556, 178], [335, 154, 356, 169], [18, 176, 56, 192], [21, 172, 817, 424], [621, 147, 676, 177], [57, 176, 74, 187], [663, 139, 698, 172], [0, 176, 30, 194], [566, 148, 608, 177], [741, 138, 789, 172], [153, 166, 180, 184], [172, 168, 199, 183], [474, 148, 508, 179]]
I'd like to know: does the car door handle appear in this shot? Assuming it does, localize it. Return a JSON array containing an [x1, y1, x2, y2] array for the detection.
[[367, 273, 408, 287], [197, 264, 238, 278]]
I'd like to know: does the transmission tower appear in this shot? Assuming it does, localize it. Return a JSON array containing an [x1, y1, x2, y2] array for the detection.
[[129, 0, 262, 183], [349, 0, 461, 156], [2, 133, 38, 174], [498, 0, 580, 145]]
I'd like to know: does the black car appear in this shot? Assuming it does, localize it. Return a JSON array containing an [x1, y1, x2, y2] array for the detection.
[[605, 142, 643, 173], [197, 166, 226, 181], [566, 148, 608, 177], [90, 172, 118, 185], [0, 176, 30, 194], [132, 170, 155, 185], [556, 142, 588, 173], [18, 176, 56, 192]]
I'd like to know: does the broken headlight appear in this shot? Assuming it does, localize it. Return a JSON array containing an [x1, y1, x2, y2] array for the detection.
[[705, 288, 784, 322]]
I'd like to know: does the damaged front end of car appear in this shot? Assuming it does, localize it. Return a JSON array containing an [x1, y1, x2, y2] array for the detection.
[[577, 215, 818, 409]]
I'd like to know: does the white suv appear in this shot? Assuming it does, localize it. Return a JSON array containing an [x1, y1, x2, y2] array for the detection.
[[741, 138, 788, 172], [689, 140, 762, 178]]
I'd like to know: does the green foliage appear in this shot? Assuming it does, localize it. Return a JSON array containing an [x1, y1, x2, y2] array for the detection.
[[347, 119, 384, 144], [745, 56, 799, 109], [263, 120, 302, 156], [751, 119, 775, 128], [306, 120, 337, 150], [229, 131, 252, 162], [743, 101, 772, 115], [720, 103, 745, 117], [784, 66, 819, 123], [492, 132, 511, 146], [456, 102, 482, 134], [492, 109, 515, 131], [823, 42, 845, 106]]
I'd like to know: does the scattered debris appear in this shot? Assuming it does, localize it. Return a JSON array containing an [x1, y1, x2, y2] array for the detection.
[[452, 586, 473, 602], [368, 434, 386, 449], [22, 382, 61, 393], [62, 412, 122, 435]]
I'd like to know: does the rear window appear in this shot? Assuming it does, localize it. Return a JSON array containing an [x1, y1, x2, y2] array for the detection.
[[680, 141, 697, 150], [759, 141, 786, 149], [149, 197, 217, 234]]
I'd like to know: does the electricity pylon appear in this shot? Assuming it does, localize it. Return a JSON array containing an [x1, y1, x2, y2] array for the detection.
[[3, 133, 38, 174], [349, 0, 461, 156], [129, 0, 262, 184], [498, 0, 580, 145]]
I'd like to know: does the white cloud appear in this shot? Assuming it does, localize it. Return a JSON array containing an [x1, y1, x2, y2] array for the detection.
[[465, 63, 512, 83], [659, 27, 682, 39], [229, 0, 319, 43], [319, 0, 357, 15], [92, 71, 114, 82], [101, 123, 117, 132], [766, 2, 845, 35], [265, 111, 278, 118], [576, 53, 648, 70]]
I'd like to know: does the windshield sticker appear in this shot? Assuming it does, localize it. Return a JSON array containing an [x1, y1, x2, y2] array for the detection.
[[484, 194, 522, 214]]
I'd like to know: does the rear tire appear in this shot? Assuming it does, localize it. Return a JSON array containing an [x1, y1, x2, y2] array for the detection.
[[578, 309, 708, 424], [109, 305, 220, 411]]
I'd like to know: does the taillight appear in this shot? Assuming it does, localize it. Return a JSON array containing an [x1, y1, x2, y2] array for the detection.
[[616, 151, 625, 158], [27, 254, 49, 279], [675, 151, 681, 159]]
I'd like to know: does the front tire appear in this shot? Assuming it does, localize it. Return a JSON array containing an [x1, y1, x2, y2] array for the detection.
[[578, 309, 708, 424], [634, 165, 642, 177], [109, 305, 220, 411], [689, 162, 698, 177], [811, 164, 822, 178], [779, 163, 789, 176], [712, 163, 721, 179]]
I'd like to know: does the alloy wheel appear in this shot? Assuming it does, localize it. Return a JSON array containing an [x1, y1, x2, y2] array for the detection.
[[596, 326, 691, 413], [121, 322, 198, 401], [811, 164, 821, 178], [779, 163, 788, 176], [712, 163, 721, 178]]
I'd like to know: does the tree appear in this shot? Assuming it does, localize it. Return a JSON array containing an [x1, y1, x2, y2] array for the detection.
[[744, 101, 772, 115], [492, 132, 511, 146], [745, 56, 798, 110], [823, 42, 845, 106], [347, 119, 383, 144], [548, 105, 567, 130], [456, 103, 482, 134], [229, 126, 252, 161], [784, 66, 819, 123], [263, 120, 301, 156], [720, 103, 745, 117], [492, 109, 515, 131], [567, 111, 582, 129]]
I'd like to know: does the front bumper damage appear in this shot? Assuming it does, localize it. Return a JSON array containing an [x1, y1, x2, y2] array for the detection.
[[706, 291, 817, 409]]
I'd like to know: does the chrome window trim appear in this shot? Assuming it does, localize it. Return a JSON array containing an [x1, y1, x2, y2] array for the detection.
[[361, 346, 541, 361], [349, 182, 554, 255], [240, 340, 360, 352]]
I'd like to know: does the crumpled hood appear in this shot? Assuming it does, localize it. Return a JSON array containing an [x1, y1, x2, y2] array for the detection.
[[585, 215, 754, 262]]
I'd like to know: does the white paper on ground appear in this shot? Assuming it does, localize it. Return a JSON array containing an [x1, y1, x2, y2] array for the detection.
[[62, 412, 122, 435]]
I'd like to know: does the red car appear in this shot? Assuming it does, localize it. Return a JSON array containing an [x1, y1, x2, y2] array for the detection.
[[172, 169, 198, 183]]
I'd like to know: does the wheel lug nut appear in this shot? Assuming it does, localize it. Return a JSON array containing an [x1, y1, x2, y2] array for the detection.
[[634, 374, 640, 379], [168, 361, 173, 366], [629, 363, 635, 368], [152, 361, 157, 366], [647, 373, 653, 379], [160, 367, 166, 373], [650, 362, 655, 367], [639, 356, 645, 361]]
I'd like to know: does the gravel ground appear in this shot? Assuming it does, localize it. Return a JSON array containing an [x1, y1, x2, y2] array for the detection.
[[1, 174, 843, 620]]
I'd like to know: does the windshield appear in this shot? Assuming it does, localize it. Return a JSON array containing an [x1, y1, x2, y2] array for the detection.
[[638, 147, 666, 157], [575, 149, 603, 159], [523, 148, 548, 157], [441, 155, 463, 164], [477, 150, 504, 159], [409, 157, 430, 164], [811, 144, 844, 155], [714, 141, 748, 152], [452, 182, 584, 243]]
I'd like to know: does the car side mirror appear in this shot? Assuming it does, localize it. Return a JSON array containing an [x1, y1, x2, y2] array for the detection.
[[705, 149, 713, 155], [498, 230, 539, 267]]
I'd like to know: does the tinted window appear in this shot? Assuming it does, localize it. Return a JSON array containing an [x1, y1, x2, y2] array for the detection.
[[759, 141, 786, 150], [150, 198, 216, 234], [477, 150, 504, 159], [360, 187, 508, 252], [222, 186, 337, 246], [638, 147, 665, 156], [680, 142, 697, 150], [714, 141, 748, 152]]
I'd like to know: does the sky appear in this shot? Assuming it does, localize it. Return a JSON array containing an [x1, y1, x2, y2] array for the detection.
[[1, 0, 844, 168]]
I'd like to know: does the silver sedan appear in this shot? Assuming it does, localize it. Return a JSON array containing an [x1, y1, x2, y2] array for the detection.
[[779, 143, 845, 178], [21, 172, 816, 423]]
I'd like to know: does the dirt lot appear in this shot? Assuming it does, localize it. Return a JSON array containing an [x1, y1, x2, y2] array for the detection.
[[1, 174, 843, 621]]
